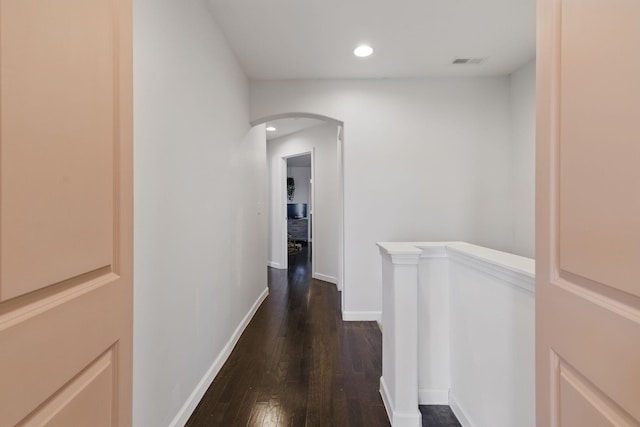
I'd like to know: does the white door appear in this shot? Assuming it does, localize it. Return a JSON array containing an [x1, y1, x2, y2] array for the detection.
[[537, 0, 640, 425]]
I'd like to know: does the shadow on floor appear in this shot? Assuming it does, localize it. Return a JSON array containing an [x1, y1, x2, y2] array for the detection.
[[420, 405, 462, 427]]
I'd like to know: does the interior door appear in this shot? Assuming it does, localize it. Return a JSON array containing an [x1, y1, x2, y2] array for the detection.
[[0, 0, 133, 425], [537, 0, 640, 425]]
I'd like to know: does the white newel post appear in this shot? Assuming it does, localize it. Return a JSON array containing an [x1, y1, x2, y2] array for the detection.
[[377, 243, 421, 427]]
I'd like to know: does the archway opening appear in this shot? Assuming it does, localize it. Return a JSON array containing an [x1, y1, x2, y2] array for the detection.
[[254, 113, 345, 314]]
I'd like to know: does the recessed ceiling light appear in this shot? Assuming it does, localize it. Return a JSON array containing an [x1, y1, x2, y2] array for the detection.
[[266, 126, 276, 132], [354, 45, 373, 58]]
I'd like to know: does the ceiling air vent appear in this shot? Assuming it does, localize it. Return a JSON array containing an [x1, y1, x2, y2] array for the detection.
[[452, 57, 486, 65]]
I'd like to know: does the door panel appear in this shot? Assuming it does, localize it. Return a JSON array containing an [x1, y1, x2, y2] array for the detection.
[[0, 0, 116, 300], [0, 273, 122, 425], [558, 0, 640, 296], [537, 0, 640, 425], [18, 348, 115, 427], [0, 0, 133, 425], [559, 356, 638, 427], [548, 282, 640, 421]]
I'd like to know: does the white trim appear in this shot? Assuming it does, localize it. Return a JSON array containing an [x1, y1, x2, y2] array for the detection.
[[379, 376, 394, 423], [251, 112, 342, 127], [389, 253, 421, 265], [310, 148, 316, 274], [377, 242, 422, 265], [449, 392, 475, 427], [447, 247, 535, 295], [267, 261, 283, 269], [342, 310, 382, 323], [312, 272, 337, 284], [419, 245, 449, 259], [280, 158, 289, 270], [380, 376, 421, 427], [337, 125, 344, 296], [169, 287, 269, 427], [418, 388, 449, 405], [446, 243, 534, 278]]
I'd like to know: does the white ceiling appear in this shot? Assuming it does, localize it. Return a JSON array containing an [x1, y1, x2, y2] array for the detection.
[[207, 0, 536, 80], [265, 117, 326, 141]]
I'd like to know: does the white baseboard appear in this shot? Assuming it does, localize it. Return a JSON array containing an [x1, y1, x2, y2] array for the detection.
[[418, 388, 449, 405], [168, 287, 269, 427], [379, 376, 421, 427], [379, 376, 394, 423], [312, 272, 337, 284], [267, 261, 283, 269], [449, 391, 475, 427], [342, 310, 382, 323]]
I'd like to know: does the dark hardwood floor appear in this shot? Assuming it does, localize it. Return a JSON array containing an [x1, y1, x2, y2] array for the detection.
[[420, 405, 461, 427], [186, 244, 461, 427], [186, 245, 389, 426]]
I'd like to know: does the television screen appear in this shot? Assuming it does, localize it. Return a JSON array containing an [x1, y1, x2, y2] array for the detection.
[[287, 203, 307, 219]]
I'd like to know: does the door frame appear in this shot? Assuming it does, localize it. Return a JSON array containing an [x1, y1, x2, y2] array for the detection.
[[336, 125, 344, 296], [281, 150, 315, 271]]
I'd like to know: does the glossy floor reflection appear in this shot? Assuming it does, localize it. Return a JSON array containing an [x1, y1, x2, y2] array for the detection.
[[186, 244, 390, 426]]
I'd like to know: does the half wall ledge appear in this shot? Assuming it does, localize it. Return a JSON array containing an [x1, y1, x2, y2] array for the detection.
[[377, 241, 535, 427]]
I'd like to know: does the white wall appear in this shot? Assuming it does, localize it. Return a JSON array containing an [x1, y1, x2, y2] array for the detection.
[[447, 245, 535, 427], [267, 123, 339, 283], [508, 59, 536, 258], [287, 165, 311, 204], [133, 1, 267, 426], [252, 79, 513, 319]]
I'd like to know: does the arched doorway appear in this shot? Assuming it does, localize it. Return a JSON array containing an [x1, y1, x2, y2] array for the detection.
[[253, 113, 345, 313]]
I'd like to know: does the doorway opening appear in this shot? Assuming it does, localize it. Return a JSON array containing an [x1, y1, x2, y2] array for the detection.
[[284, 152, 313, 276], [256, 113, 345, 312]]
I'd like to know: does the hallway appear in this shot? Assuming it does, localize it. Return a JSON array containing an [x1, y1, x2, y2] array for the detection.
[[186, 245, 461, 426], [186, 245, 389, 426]]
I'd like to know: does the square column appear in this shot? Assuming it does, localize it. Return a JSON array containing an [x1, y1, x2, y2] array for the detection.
[[377, 243, 422, 427]]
